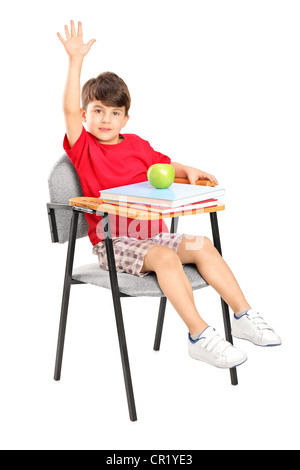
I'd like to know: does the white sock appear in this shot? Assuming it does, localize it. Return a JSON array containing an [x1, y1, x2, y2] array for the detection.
[[190, 328, 207, 341], [235, 308, 250, 318]]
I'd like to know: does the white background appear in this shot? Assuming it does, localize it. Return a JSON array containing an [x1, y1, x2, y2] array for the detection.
[[0, 0, 299, 450]]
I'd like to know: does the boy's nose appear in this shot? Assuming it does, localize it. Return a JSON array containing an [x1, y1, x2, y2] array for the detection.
[[101, 114, 111, 123]]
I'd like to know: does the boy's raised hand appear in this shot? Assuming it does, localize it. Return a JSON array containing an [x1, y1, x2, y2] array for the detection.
[[58, 21, 96, 148], [57, 20, 96, 60]]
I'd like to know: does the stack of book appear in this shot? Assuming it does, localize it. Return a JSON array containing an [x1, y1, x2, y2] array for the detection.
[[99, 181, 225, 216]]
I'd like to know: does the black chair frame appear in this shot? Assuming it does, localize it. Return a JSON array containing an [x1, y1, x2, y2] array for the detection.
[[47, 202, 238, 422]]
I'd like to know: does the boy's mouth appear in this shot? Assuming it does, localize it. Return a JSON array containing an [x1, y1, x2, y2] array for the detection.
[[99, 128, 111, 132]]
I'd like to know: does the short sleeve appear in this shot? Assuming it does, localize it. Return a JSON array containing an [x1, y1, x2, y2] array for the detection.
[[152, 149, 171, 165], [63, 126, 88, 166], [141, 139, 171, 165]]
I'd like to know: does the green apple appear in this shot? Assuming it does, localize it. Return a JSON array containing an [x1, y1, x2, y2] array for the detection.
[[147, 164, 175, 189]]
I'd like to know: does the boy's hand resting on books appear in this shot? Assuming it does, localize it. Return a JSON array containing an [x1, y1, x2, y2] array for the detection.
[[185, 167, 219, 186], [57, 20, 96, 60]]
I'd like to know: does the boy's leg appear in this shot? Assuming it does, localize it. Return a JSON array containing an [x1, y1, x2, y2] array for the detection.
[[176, 235, 251, 314], [176, 236, 282, 348], [141, 245, 208, 335], [141, 242, 248, 369]]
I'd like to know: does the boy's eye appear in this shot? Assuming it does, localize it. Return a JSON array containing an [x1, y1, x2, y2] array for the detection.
[[94, 110, 120, 116]]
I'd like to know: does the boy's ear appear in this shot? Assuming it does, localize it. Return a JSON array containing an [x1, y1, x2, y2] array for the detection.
[[81, 108, 87, 122], [122, 114, 130, 128]]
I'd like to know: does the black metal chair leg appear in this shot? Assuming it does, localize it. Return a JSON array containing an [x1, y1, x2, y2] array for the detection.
[[153, 297, 167, 351], [153, 217, 179, 351], [220, 299, 238, 385], [210, 212, 238, 386], [102, 213, 137, 422], [54, 210, 79, 381], [170, 217, 179, 234]]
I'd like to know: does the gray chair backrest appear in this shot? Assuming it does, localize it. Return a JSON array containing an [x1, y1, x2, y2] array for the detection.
[[48, 154, 89, 243]]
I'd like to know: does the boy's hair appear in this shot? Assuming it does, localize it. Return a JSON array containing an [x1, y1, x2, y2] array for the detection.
[[81, 72, 131, 116]]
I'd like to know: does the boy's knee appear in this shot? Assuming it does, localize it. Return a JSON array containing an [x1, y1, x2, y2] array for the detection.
[[145, 245, 181, 272], [183, 235, 213, 251], [203, 236, 213, 249], [159, 246, 181, 266]]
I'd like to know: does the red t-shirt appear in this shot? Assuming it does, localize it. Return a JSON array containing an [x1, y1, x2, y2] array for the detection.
[[63, 127, 171, 245]]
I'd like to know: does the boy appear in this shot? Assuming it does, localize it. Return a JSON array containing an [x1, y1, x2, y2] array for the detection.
[[58, 21, 281, 370]]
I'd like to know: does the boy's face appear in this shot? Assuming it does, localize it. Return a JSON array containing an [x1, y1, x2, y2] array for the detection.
[[81, 100, 129, 145]]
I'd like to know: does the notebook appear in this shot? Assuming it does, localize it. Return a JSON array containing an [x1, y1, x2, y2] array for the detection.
[[100, 181, 225, 208], [103, 198, 219, 214]]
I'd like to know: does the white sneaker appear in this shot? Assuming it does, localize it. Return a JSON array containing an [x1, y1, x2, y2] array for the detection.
[[188, 327, 247, 369], [232, 309, 282, 347]]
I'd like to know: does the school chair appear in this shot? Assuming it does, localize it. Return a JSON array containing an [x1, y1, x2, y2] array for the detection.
[[47, 155, 238, 422]]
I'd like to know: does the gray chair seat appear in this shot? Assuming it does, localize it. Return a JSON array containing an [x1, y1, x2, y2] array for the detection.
[[72, 263, 208, 297]]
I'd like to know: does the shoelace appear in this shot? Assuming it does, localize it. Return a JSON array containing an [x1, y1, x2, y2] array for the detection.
[[246, 311, 274, 331], [200, 330, 232, 356]]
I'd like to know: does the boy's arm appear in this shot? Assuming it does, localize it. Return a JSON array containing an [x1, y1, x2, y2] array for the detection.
[[57, 21, 96, 148], [171, 161, 219, 186]]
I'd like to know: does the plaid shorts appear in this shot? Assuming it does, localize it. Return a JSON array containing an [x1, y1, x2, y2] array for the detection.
[[92, 232, 186, 277]]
